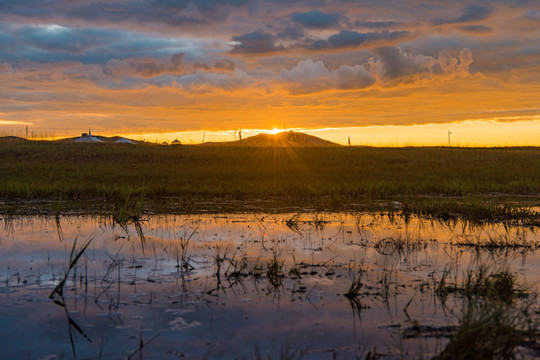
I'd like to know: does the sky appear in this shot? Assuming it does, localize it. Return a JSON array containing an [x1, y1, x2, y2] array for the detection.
[[1, 0, 539, 145]]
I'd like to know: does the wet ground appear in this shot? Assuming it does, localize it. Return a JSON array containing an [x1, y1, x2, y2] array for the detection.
[[1, 212, 539, 359]]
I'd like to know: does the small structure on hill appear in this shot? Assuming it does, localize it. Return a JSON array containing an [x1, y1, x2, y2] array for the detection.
[[115, 138, 134, 144], [75, 129, 103, 143], [171, 139, 181, 145]]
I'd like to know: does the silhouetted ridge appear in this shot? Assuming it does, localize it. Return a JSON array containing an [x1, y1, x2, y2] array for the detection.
[[203, 131, 339, 147], [0, 136, 28, 142], [60, 135, 141, 144]]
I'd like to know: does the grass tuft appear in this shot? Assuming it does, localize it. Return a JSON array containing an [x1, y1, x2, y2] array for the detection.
[[112, 191, 146, 225], [266, 252, 285, 290], [435, 265, 536, 359]]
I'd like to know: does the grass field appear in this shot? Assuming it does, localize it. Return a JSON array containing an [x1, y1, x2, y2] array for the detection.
[[1, 139, 539, 214]]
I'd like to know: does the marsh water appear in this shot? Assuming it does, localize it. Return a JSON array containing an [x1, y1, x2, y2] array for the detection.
[[1, 212, 539, 359]]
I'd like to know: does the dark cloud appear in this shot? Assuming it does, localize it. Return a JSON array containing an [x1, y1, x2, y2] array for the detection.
[[277, 26, 305, 40], [309, 30, 409, 50], [280, 59, 375, 94], [192, 62, 212, 70], [458, 25, 493, 34], [74, 0, 244, 27], [329, 31, 370, 48], [0, 0, 252, 33], [103, 53, 186, 78], [0, 24, 126, 59], [228, 27, 408, 54], [230, 30, 282, 54], [1, 55, 245, 93], [374, 46, 424, 79], [291, 10, 345, 29], [335, 64, 376, 90], [189, 59, 237, 72], [18, 26, 119, 54], [214, 59, 236, 71], [354, 20, 403, 29], [434, 5, 493, 25], [280, 48, 474, 94], [0, 0, 57, 18], [72, 3, 205, 28], [0, 0, 524, 38], [373, 46, 473, 81], [0, 24, 203, 65], [522, 10, 540, 22], [0, 30, 16, 52], [454, 5, 493, 23]]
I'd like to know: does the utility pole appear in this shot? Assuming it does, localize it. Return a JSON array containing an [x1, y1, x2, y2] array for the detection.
[[448, 131, 452, 147]]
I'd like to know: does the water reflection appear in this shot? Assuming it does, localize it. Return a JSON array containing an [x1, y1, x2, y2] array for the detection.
[[0, 213, 539, 359]]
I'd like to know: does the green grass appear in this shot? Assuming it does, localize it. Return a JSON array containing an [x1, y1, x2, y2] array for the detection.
[[0, 140, 539, 212]]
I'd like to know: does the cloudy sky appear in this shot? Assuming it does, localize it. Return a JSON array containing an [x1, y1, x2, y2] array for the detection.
[[1, 0, 539, 144]]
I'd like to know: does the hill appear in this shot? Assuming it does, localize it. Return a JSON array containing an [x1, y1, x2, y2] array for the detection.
[[60, 135, 141, 144], [0, 136, 29, 142], [203, 131, 339, 147]]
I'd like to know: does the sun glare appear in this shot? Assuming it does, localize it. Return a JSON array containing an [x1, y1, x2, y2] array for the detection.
[[271, 127, 280, 134]]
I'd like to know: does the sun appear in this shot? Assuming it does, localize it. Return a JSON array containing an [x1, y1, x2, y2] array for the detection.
[[271, 127, 280, 134]]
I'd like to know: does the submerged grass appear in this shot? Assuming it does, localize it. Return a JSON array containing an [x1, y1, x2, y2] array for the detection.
[[266, 252, 285, 290], [452, 231, 539, 251], [435, 265, 537, 359], [434, 299, 533, 360], [49, 237, 93, 299], [437, 266, 529, 303], [402, 197, 539, 225], [0, 141, 538, 213]]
